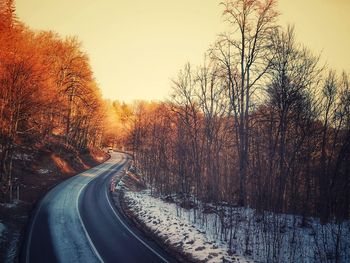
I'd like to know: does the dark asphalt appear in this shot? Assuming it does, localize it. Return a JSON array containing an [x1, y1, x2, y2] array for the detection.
[[22, 152, 176, 263]]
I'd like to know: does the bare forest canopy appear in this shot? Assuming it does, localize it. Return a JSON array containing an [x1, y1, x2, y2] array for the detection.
[[1, 0, 349, 223], [0, 1, 107, 188], [106, 0, 350, 223]]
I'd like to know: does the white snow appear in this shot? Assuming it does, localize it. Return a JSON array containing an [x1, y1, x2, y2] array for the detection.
[[0, 222, 6, 238], [38, 169, 50, 174], [124, 190, 250, 262], [13, 153, 32, 161], [0, 201, 20, 209], [0, 221, 19, 263], [124, 189, 350, 263], [115, 180, 125, 191], [4, 230, 20, 263]]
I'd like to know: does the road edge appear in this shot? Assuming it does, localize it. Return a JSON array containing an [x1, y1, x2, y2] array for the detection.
[[19, 154, 111, 263]]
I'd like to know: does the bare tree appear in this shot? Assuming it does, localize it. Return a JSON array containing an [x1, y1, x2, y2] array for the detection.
[[267, 26, 321, 212], [213, 0, 279, 205]]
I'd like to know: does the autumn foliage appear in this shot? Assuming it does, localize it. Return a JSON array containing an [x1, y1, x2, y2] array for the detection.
[[0, 1, 106, 187]]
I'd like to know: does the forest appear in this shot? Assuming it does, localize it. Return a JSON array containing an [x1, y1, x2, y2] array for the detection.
[[2, 0, 348, 223], [106, 0, 350, 224], [105, 2, 350, 260], [1, 0, 349, 261], [0, 0, 106, 194]]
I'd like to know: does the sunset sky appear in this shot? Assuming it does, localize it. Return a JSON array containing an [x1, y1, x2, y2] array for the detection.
[[16, 0, 350, 102]]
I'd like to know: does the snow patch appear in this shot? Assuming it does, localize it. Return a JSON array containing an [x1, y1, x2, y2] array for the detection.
[[0, 222, 6, 238], [4, 230, 20, 262], [124, 190, 249, 263], [38, 168, 50, 174], [124, 190, 350, 263], [115, 180, 125, 191], [13, 153, 33, 161], [0, 201, 20, 209]]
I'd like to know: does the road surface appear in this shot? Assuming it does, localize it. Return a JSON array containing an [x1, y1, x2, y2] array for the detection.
[[22, 152, 173, 263]]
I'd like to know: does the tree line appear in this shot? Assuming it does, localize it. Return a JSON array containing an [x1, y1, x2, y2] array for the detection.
[[0, 1, 106, 188], [123, 0, 350, 223]]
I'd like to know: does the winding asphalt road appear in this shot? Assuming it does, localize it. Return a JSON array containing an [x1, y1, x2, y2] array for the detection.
[[22, 152, 174, 263]]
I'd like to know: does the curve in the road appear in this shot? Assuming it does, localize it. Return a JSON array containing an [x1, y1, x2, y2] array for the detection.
[[22, 152, 174, 263]]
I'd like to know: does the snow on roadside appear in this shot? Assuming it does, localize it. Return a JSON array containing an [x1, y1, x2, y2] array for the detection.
[[115, 180, 125, 191], [0, 201, 20, 209], [4, 230, 20, 263], [12, 153, 33, 161], [124, 190, 250, 263], [38, 168, 50, 174], [0, 221, 6, 238], [123, 188, 350, 263]]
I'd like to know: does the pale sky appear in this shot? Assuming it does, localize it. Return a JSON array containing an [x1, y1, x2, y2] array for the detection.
[[16, 0, 350, 102]]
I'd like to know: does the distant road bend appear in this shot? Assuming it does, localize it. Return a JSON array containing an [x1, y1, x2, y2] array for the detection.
[[23, 152, 173, 263]]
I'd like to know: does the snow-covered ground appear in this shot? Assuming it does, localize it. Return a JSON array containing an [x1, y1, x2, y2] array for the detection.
[[0, 221, 6, 238], [124, 190, 250, 263], [4, 230, 20, 263], [122, 187, 350, 263], [37, 168, 50, 174], [0, 201, 20, 209], [12, 153, 33, 161]]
